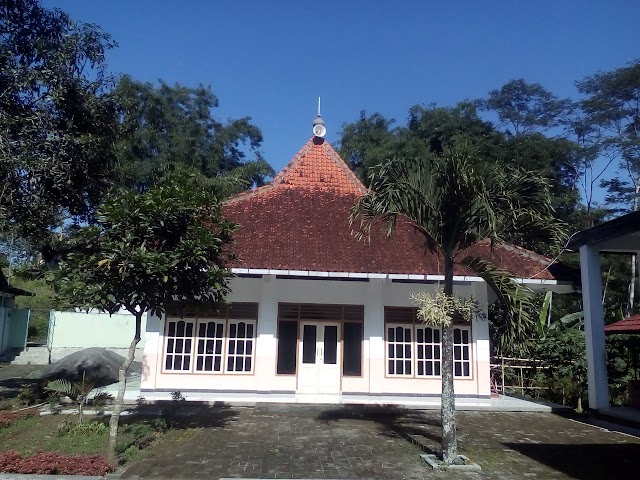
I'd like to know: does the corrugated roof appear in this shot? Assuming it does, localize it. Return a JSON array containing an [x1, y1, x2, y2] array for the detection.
[[605, 315, 640, 333], [223, 137, 571, 280]]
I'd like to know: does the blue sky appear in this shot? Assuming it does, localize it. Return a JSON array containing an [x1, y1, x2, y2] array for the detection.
[[47, 0, 639, 180]]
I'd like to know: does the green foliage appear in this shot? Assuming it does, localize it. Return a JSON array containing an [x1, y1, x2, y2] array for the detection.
[[8, 274, 57, 341], [57, 420, 108, 437], [0, 0, 119, 250], [45, 374, 112, 424], [116, 418, 167, 464], [529, 325, 587, 409], [114, 76, 274, 195], [477, 79, 571, 136], [54, 175, 235, 318], [16, 384, 46, 406]]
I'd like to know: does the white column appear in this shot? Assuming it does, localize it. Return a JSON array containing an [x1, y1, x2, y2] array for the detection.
[[579, 245, 609, 410]]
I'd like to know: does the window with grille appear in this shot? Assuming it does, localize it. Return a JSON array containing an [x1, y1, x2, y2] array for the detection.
[[163, 303, 258, 374], [385, 307, 472, 379], [226, 320, 255, 373], [453, 327, 471, 378], [195, 320, 225, 372], [164, 319, 195, 371], [386, 324, 413, 376], [416, 326, 441, 377]]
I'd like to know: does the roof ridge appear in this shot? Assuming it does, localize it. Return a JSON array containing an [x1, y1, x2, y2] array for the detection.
[[226, 137, 364, 204], [321, 140, 367, 194]]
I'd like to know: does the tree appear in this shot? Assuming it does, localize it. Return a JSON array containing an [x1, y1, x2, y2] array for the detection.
[[114, 76, 274, 195], [54, 175, 235, 465], [0, 0, 119, 251], [577, 60, 640, 316], [350, 143, 563, 464], [477, 79, 571, 136]]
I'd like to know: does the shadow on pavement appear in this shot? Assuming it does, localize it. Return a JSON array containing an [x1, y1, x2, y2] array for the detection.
[[315, 404, 443, 454], [503, 442, 640, 480]]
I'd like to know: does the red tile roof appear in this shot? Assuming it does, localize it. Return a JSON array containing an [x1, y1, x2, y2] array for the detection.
[[224, 137, 570, 281], [605, 315, 640, 333]]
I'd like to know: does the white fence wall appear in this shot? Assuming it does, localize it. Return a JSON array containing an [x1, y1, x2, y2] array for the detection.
[[48, 310, 147, 362]]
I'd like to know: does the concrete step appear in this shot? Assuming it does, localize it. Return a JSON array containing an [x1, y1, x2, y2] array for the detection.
[[11, 346, 49, 365]]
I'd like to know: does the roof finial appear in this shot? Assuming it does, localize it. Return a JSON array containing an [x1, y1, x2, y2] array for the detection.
[[312, 97, 326, 137]]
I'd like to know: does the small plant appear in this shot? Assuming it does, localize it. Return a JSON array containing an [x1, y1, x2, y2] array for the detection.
[[57, 420, 108, 437], [17, 384, 45, 406], [45, 373, 113, 424]]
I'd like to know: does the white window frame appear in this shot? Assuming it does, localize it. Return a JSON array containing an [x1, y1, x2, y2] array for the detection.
[[453, 326, 472, 378], [385, 323, 414, 377], [162, 309, 257, 375], [163, 319, 196, 372], [415, 325, 441, 377], [385, 321, 473, 379], [194, 319, 226, 374], [224, 319, 256, 374]]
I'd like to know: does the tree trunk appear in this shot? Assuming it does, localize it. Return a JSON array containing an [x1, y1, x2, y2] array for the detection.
[[628, 254, 637, 318], [627, 188, 639, 318], [107, 313, 142, 466], [440, 254, 458, 464]]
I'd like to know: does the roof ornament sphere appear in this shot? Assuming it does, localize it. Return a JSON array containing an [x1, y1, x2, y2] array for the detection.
[[312, 97, 326, 138]]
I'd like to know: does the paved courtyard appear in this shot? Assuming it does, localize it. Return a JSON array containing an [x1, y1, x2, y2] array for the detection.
[[120, 404, 640, 480]]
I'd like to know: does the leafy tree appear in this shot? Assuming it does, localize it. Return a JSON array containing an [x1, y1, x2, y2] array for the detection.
[[0, 0, 119, 251], [54, 175, 235, 465], [114, 76, 274, 194], [577, 60, 640, 316], [350, 143, 563, 464], [477, 79, 571, 136]]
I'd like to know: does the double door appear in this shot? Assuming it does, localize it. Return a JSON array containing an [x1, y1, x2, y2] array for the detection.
[[297, 322, 341, 394]]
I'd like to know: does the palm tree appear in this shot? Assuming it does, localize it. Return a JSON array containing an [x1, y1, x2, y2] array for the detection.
[[350, 144, 564, 464]]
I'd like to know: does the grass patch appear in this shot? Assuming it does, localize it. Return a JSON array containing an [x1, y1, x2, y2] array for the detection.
[[0, 414, 167, 464]]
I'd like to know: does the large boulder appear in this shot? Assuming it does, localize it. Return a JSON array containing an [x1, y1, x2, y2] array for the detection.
[[29, 348, 136, 387]]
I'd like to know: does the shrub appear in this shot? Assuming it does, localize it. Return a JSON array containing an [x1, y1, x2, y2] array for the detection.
[[0, 408, 37, 428], [56, 420, 108, 437], [0, 451, 111, 475]]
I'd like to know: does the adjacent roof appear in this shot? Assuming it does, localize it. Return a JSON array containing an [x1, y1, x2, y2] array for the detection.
[[0, 270, 34, 297], [567, 210, 640, 253], [223, 137, 571, 281], [605, 314, 640, 334]]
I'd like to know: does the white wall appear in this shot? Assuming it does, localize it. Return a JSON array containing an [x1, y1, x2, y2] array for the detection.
[[49, 310, 146, 362], [141, 275, 491, 400]]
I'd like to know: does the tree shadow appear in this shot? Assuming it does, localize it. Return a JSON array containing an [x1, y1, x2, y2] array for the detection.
[[120, 400, 239, 430], [315, 404, 443, 454], [503, 442, 640, 479]]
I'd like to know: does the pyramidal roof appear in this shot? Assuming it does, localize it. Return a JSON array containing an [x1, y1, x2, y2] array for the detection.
[[227, 137, 365, 204], [222, 136, 572, 281]]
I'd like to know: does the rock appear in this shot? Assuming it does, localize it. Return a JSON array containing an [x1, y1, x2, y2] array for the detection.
[[27, 347, 138, 387]]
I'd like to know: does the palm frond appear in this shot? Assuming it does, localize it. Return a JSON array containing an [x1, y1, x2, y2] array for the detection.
[[46, 379, 73, 395], [464, 256, 536, 354]]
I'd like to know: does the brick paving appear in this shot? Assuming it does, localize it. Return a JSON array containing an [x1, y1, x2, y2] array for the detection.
[[120, 404, 640, 480]]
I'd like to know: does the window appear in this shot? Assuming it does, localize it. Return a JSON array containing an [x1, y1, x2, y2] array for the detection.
[[276, 320, 298, 374], [385, 307, 472, 379], [163, 303, 258, 374], [164, 319, 194, 371], [343, 322, 363, 376], [226, 320, 255, 373], [453, 327, 471, 378], [416, 326, 441, 377], [195, 320, 224, 372]]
